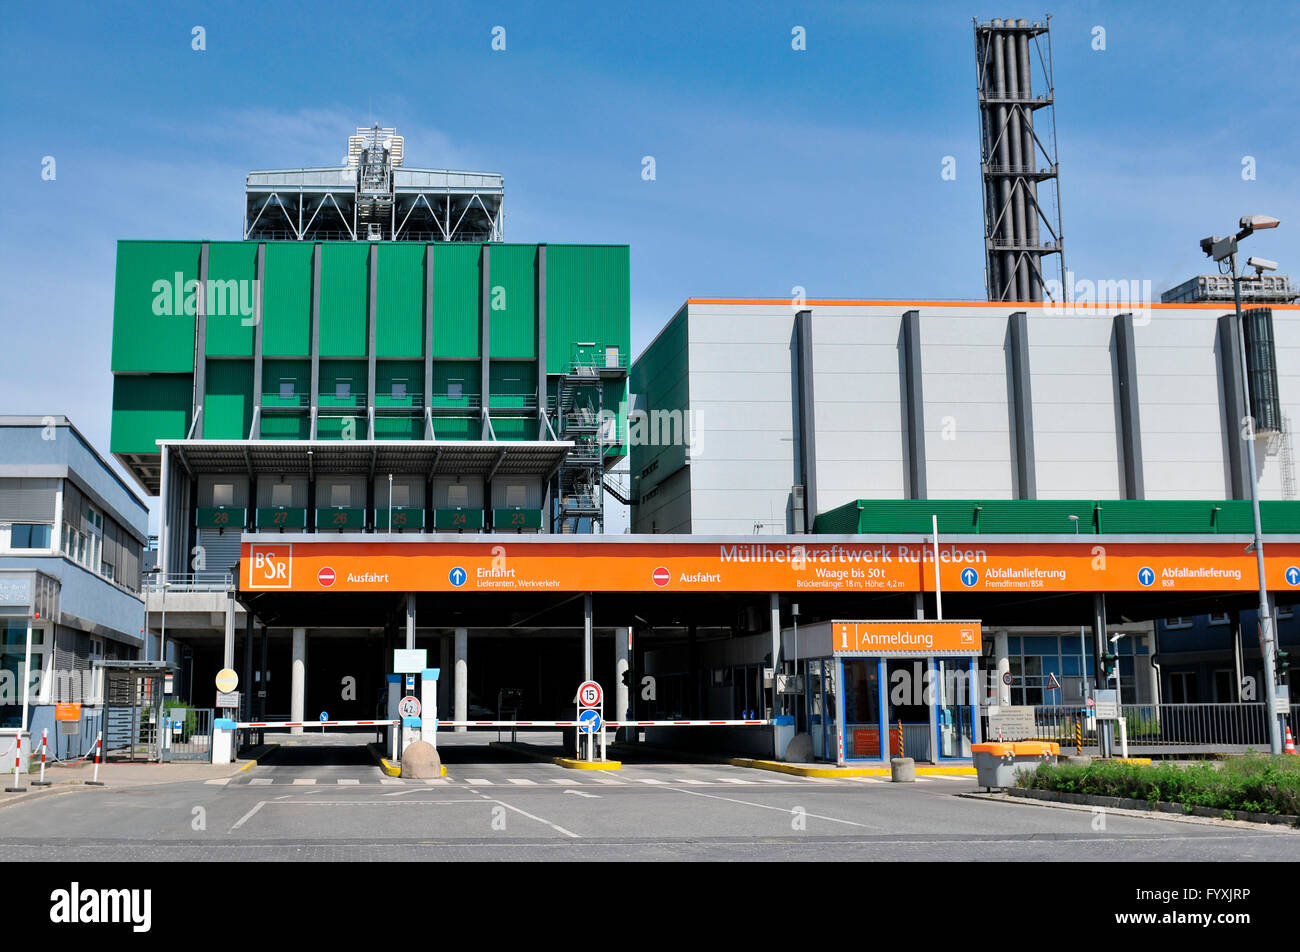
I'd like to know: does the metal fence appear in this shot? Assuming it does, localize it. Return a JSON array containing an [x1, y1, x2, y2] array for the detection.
[[983, 703, 1300, 755], [160, 708, 214, 762]]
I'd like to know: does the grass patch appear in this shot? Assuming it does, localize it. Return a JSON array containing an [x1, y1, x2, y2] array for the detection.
[[1017, 753, 1300, 816]]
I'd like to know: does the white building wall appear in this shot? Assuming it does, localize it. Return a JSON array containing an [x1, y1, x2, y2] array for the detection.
[[919, 312, 1016, 498], [687, 305, 799, 534], [1259, 309, 1300, 500], [811, 308, 907, 513], [1025, 313, 1122, 498], [1131, 311, 1229, 499]]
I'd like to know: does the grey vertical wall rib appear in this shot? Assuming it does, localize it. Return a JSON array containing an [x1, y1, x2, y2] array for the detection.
[[193, 242, 209, 433], [1113, 312, 1144, 499], [252, 243, 265, 439], [1007, 311, 1037, 499], [1218, 314, 1248, 499], [900, 310, 928, 498], [537, 244, 548, 439], [310, 243, 321, 439], [424, 245, 434, 439], [480, 244, 492, 439], [794, 309, 817, 528], [367, 243, 378, 440]]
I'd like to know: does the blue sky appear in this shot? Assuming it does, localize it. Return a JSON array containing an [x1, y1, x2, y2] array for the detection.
[[1, 0, 1297, 489]]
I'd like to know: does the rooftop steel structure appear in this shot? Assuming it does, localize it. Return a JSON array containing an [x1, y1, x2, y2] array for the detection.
[[973, 17, 1065, 303], [244, 125, 504, 243]]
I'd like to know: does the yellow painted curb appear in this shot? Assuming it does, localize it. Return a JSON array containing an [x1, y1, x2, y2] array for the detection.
[[381, 758, 447, 778], [553, 757, 622, 770], [1114, 758, 1153, 766], [239, 745, 279, 772], [729, 758, 976, 778]]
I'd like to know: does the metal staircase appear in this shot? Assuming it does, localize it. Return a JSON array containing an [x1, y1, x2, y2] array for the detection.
[[554, 360, 610, 533]]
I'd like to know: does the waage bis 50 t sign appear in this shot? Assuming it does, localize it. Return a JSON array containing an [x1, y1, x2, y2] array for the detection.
[[242, 540, 1300, 594]]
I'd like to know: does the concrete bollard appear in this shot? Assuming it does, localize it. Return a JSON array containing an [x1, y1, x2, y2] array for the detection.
[[890, 756, 916, 783]]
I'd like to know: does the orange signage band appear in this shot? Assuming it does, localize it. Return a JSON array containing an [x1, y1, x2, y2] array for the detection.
[[55, 703, 81, 722], [833, 621, 982, 656], [240, 540, 1300, 595]]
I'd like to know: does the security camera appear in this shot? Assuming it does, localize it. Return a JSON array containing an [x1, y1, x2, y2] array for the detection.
[[1200, 236, 1217, 257], [1247, 256, 1278, 273]]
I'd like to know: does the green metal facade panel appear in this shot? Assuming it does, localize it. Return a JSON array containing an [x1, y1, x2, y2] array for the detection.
[[544, 245, 630, 374], [261, 359, 310, 404], [319, 360, 368, 407], [432, 417, 478, 440], [432, 244, 481, 358], [110, 375, 192, 454], [258, 415, 309, 440], [319, 243, 370, 356], [112, 241, 200, 373], [202, 360, 254, 439], [489, 361, 537, 407], [374, 417, 423, 440], [490, 417, 534, 440], [262, 243, 313, 356], [376, 244, 426, 357], [376, 360, 424, 405], [316, 416, 365, 440], [204, 242, 257, 356], [812, 499, 1300, 535], [432, 361, 482, 404], [488, 245, 537, 358]]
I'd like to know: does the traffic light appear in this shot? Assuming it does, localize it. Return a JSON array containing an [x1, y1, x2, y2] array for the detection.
[[1277, 649, 1291, 677], [1101, 651, 1119, 679]]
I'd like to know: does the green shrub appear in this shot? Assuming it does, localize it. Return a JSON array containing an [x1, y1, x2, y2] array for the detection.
[[1018, 754, 1300, 816]]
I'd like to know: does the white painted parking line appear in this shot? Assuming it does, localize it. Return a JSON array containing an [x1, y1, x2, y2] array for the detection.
[[507, 778, 538, 785], [229, 800, 266, 832], [204, 777, 231, 786], [379, 778, 403, 786], [846, 777, 883, 784], [249, 778, 273, 786], [548, 778, 581, 785], [586, 776, 622, 785], [746, 775, 790, 784], [337, 779, 360, 785], [464, 778, 492, 785], [671, 778, 709, 785], [292, 778, 317, 786], [636, 778, 667, 785], [666, 787, 885, 830], [801, 777, 840, 783], [423, 778, 449, 785], [716, 778, 755, 784]]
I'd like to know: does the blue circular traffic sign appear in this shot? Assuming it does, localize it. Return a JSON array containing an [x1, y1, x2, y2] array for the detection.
[[448, 566, 467, 587], [1286, 566, 1300, 587], [319, 711, 329, 722], [960, 567, 979, 587], [578, 709, 603, 734], [1137, 566, 1155, 587]]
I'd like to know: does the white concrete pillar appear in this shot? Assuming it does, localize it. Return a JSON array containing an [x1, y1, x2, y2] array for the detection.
[[291, 627, 306, 735], [994, 630, 1011, 706], [614, 627, 630, 723], [454, 627, 468, 733]]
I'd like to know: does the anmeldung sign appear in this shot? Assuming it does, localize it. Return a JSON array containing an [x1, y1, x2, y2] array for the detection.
[[217, 691, 240, 709], [987, 705, 1037, 740]]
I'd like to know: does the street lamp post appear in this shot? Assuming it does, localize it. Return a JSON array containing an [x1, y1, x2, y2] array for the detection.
[[1201, 215, 1284, 755]]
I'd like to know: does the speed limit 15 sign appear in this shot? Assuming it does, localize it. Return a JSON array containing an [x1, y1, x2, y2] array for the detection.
[[577, 680, 602, 708]]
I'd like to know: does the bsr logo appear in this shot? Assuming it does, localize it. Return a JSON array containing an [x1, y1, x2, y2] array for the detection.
[[253, 553, 288, 578]]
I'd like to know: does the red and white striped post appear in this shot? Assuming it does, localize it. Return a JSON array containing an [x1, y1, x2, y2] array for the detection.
[[32, 729, 50, 787], [86, 731, 104, 786], [4, 735, 23, 792]]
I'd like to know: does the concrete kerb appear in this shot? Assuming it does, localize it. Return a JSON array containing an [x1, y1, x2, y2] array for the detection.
[[729, 757, 977, 779], [491, 740, 622, 770], [963, 787, 1300, 829], [366, 742, 445, 778]]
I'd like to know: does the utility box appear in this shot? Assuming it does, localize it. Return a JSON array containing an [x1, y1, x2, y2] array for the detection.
[[971, 741, 1059, 790]]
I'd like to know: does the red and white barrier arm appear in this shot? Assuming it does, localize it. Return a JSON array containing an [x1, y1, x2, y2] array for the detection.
[[230, 718, 772, 729], [234, 720, 400, 729]]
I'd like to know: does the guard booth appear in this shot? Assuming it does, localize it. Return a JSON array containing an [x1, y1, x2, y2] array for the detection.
[[99, 661, 178, 762], [788, 620, 982, 765]]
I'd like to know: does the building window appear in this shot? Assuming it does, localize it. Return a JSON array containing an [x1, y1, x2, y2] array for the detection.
[[335, 380, 352, 400], [9, 524, 52, 549], [213, 483, 235, 507], [391, 381, 407, 399], [329, 485, 352, 508], [279, 380, 295, 399], [1169, 671, 1197, 703], [1165, 617, 1193, 629], [0, 621, 50, 726], [447, 381, 463, 400], [1212, 669, 1235, 702], [1278, 605, 1294, 620], [1208, 614, 1230, 626], [270, 483, 293, 508], [390, 484, 409, 508], [447, 484, 469, 508], [102, 561, 115, 582], [505, 485, 526, 508]]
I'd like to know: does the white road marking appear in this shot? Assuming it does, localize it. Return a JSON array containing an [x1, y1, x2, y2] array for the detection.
[[665, 787, 885, 830], [337, 779, 360, 785], [465, 778, 491, 786], [486, 798, 580, 838], [672, 778, 709, 785], [204, 778, 231, 786], [507, 778, 538, 785], [846, 777, 883, 784], [379, 778, 403, 785], [229, 800, 266, 832], [716, 778, 755, 784], [548, 778, 581, 785], [636, 778, 667, 785], [586, 776, 622, 785], [564, 789, 600, 799], [249, 778, 273, 786], [291, 778, 317, 786], [423, 778, 449, 785]]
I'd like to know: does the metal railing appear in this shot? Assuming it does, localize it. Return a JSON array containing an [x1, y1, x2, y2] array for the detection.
[[985, 702, 1300, 753], [144, 572, 233, 593]]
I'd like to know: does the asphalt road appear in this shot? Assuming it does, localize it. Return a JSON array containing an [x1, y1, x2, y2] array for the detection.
[[1, 742, 1296, 861]]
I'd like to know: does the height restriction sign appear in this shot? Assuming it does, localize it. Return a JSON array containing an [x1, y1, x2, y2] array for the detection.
[[577, 681, 602, 708]]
